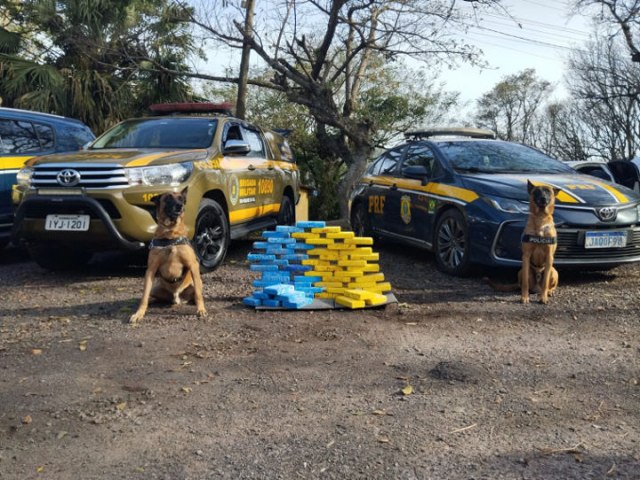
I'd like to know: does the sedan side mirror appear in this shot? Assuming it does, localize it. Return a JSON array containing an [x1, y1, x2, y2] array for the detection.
[[403, 165, 430, 185], [223, 139, 251, 155]]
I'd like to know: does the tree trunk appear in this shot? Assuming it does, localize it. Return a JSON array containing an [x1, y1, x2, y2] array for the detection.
[[337, 144, 372, 221], [236, 0, 255, 120]]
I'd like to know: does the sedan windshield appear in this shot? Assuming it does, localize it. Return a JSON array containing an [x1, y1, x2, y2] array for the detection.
[[91, 118, 217, 149], [435, 140, 574, 174]]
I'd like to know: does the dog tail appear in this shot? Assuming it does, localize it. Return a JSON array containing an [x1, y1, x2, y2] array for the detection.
[[484, 277, 520, 292]]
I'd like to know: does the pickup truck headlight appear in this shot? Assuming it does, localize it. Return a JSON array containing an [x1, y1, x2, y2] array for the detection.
[[16, 167, 33, 187], [126, 162, 193, 186], [483, 195, 529, 214]]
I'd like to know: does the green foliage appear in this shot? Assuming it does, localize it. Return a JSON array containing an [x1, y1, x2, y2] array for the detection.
[[0, 0, 198, 133]]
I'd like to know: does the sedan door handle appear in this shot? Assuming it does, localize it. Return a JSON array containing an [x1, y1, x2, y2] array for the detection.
[[248, 164, 256, 171]]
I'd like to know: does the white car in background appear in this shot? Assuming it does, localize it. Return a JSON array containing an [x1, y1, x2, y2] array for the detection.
[[567, 158, 640, 192]]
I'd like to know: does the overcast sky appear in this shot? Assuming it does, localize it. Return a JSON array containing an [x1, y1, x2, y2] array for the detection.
[[445, 0, 594, 104]]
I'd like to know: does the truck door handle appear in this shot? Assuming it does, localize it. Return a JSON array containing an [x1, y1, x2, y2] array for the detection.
[[248, 164, 256, 171]]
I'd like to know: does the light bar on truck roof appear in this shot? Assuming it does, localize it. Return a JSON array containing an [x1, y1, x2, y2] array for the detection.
[[404, 127, 496, 140], [148, 102, 235, 116]]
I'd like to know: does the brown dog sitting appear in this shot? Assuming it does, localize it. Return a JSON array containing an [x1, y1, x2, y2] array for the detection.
[[129, 188, 206, 323], [487, 180, 559, 304]]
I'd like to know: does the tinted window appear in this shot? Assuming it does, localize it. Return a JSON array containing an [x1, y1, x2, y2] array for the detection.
[[91, 118, 217, 149], [375, 148, 404, 176], [403, 144, 438, 176], [435, 140, 573, 174], [33, 122, 55, 150], [0, 119, 44, 154]]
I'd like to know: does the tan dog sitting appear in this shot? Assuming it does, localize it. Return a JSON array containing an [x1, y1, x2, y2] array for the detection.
[[129, 188, 206, 323], [520, 180, 559, 304], [487, 180, 559, 304]]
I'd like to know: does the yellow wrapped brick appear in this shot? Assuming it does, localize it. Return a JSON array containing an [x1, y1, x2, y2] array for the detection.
[[327, 243, 353, 250], [318, 253, 340, 261], [362, 264, 380, 272], [326, 287, 347, 294], [347, 281, 377, 290], [311, 226, 342, 234], [315, 265, 340, 272], [356, 273, 385, 283], [333, 270, 360, 279], [348, 247, 373, 255], [341, 269, 364, 277], [364, 293, 388, 306], [316, 281, 344, 288], [335, 295, 365, 309], [292, 232, 320, 239], [307, 248, 330, 256], [345, 236, 374, 245], [343, 289, 376, 301], [350, 253, 380, 261], [326, 231, 355, 239], [316, 292, 338, 299], [337, 259, 367, 268], [307, 238, 334, 245], [301, 259, 319, 266], [370, 282, 392, 293]]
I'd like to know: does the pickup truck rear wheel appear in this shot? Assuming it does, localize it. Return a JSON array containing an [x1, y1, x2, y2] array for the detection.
[[194, 199, 229, 272], [28, 243, 93, 271], [277, 195, 295, 226]]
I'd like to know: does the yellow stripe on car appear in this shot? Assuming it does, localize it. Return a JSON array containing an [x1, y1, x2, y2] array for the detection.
[[362, 175, 479, 203], [0, 156, 32, 170], [229, 203, 281, 223], [590, 179, 629, 203]]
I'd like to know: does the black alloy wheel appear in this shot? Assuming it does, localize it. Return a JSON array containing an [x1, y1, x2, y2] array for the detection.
[[434, 209, 471, 276], [194, 199, 230, 272]]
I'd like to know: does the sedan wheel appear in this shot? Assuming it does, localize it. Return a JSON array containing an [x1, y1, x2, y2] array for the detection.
[[434, 209, 471, 276]]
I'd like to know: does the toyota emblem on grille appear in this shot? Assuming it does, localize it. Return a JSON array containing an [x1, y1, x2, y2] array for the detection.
[[56, 169, 81, 187], [596, 206, 617, 221]]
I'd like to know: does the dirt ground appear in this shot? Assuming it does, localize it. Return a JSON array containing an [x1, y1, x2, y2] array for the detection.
[[1, 237, 639, 480]]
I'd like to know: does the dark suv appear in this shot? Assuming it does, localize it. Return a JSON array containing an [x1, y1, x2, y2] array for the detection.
[[0, 107, 95, 248]]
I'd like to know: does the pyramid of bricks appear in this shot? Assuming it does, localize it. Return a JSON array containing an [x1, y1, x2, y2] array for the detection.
[[242, 221, 392, 309]]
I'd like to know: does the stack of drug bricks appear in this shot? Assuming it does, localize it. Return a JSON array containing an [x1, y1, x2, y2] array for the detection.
[[242, 221, 391, 309]]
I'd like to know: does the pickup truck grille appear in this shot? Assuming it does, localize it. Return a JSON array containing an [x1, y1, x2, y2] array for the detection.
[[31, 163, 129, 189]]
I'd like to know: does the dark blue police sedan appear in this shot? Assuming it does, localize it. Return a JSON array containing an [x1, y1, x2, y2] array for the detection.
[[349, 128, 640, 275]]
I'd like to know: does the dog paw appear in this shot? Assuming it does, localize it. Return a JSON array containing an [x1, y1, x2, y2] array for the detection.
[[197, 308, 207, 318], [521, 296, 530, 304], [540, 296, 549, 305], [129, 312, 144, 323]]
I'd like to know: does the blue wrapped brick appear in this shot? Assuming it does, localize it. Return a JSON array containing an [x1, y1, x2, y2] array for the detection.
[[276, 225, 304, 233], [262, 299, 281, 308], [266, 237, 296, 244], [262, 231, 291, 238], [242, 296, 262, 307], [264, 284, 296, 296], [247, 253, 276, 262], [253, 291, 270, 300], [285, 264, 312, 272], [296, 221, 326, 229], [281, 253, 309, 261], [283, 297, 313, 309], [250, 264, 280, 272], [252, 241, 271, 250]]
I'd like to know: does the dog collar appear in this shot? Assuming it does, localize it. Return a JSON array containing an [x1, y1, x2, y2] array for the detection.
[[522, 234, 557, 245], [149, 237, 192, 249]]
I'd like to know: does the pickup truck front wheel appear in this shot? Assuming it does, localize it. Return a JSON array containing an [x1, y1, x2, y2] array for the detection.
[[194, 199, 230, 272], [28, 243, 93, 271]]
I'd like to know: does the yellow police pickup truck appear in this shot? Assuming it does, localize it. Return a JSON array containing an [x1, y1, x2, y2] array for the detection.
[[12, 103, 299, 271]]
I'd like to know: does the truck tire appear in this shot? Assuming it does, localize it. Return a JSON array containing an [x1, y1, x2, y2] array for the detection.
[[194, 199, 230, 272]]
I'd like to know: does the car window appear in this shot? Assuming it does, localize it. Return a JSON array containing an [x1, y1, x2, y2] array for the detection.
[[242, 127, 266, 158], [0, 119, 44, 154], [91, 118, 217, 149], [435, 140, 574, 174], [402, 144, 438, 177], [375, 148, 404, 176], [33, 122, 55, 150]]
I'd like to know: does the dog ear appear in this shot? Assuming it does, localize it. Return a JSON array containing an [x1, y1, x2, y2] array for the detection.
[[180, 187, 189, 202], [527, 180, 535, 194], [552, 187, 561, 197]]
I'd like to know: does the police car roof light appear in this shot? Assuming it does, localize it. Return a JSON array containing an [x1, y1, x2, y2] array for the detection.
[[404, 127, 496, 140], [149, 102, 235, 116]]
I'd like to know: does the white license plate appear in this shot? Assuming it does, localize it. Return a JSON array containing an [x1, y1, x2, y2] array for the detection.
[[585, 231, 627, 249], [45, 214, 90, 231]]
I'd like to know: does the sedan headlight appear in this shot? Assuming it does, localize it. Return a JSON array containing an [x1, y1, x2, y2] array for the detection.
[[483, 195, 529, 214], [16, 167, 33, 187], [126, 162, 193, 186]]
